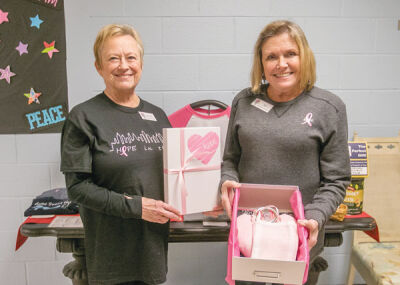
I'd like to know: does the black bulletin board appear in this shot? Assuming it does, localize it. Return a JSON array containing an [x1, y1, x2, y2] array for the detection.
[[0, 0, 68, 133]]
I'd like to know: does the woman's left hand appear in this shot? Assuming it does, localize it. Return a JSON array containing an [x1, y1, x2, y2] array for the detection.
[[220, 180, 241, 219], [297, 219, 319, 250]]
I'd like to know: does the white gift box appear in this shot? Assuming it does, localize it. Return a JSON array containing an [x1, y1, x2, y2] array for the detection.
[[163, 127, 221, 215], [228, 184, 309, 285]]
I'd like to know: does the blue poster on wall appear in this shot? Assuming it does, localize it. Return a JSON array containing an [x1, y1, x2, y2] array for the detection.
[[0, 0, 68, 133]]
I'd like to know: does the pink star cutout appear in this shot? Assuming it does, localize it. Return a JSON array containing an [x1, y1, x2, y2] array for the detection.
[[41, 41, 59, 59], [0, 65, 16, 84], [16, 41, 28, 56], [0, 9, 9, 25]]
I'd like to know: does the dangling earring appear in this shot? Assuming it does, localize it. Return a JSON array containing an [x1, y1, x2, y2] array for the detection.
[[261, 73, 267, 85]]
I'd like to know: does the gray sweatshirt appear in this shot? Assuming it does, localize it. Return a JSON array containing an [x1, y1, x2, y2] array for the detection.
[[221, 85, 351, 257]]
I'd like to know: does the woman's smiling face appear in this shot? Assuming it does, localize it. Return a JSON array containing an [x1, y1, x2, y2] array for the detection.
[[261, 32, 301, 98], [96, 34, 142, 95]]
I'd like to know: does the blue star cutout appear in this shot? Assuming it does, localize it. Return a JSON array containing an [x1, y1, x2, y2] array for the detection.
[[30, 14, 43, 29]]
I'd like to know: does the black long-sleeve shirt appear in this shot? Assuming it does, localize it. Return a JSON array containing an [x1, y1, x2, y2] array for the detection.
[[61, 93, 171, 285]]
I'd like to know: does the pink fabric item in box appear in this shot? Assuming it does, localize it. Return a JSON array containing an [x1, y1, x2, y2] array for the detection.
[[237, 213, 253, 257], [251, 213, 298, 261]]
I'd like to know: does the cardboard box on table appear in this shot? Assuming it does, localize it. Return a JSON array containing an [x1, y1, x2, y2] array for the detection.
[[163, 127, 221, 215], [227, 183, 309, 285]]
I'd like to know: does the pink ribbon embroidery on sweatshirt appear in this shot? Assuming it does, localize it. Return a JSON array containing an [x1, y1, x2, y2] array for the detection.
[[302, 112, 313, 127]]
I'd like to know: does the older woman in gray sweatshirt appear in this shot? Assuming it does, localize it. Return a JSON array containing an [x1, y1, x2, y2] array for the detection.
[[220, 20, 351, 285]]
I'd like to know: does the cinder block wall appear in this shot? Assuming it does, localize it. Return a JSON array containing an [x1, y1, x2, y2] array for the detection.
[[1, 1, 399, 284]]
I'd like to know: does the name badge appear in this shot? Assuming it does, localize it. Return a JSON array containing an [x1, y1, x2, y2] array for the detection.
[[139, 111, 157, 121], [251, 98, 273, 113]]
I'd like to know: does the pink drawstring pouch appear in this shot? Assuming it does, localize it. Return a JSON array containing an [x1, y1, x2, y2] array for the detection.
[[251, 212, 298, 261]]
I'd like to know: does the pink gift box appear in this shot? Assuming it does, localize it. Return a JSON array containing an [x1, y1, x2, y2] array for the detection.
[[226, 183, 310, 285], [163, 127, 221, 215]]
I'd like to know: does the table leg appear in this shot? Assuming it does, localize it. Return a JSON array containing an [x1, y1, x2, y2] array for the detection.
[[324, 233, 343, 247], [56, 238, 88, 285]]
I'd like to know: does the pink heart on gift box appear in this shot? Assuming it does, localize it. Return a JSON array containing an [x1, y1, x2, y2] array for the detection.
[[187, 131, 219, 164]]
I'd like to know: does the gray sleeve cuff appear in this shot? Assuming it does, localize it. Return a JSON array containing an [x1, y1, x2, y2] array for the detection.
[[304, 208, 326, 231], [219, 175, 239, 193]]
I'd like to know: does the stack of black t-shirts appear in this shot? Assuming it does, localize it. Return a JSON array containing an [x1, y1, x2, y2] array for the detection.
[[24, 188, 79, 216]]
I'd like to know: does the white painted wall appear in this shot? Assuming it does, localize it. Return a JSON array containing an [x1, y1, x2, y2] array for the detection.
[[1, 0, 399, 284]]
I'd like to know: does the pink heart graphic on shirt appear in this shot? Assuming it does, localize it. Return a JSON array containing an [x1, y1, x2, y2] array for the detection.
[[187, 132, 219, 164]]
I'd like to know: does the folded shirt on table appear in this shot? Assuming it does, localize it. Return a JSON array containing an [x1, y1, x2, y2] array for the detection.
[[24, 188, 79, 216]]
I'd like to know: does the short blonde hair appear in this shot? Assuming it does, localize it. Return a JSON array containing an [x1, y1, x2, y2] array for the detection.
[[93, 24, 144, 67], [251, 20, 316, 94]]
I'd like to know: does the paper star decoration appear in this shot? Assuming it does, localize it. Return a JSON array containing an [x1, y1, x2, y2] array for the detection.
[[24, 88, 42, 104], [16, 41, 28, 56], [41, 41, 59, 58], [0, 9, 9, 24], [0, 65, 16, 84], [30, 14, 43, 29]]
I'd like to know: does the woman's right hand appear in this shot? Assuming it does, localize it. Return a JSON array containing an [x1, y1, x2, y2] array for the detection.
[[220, 180, 241, 219], [141, 197, 181, 224]]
